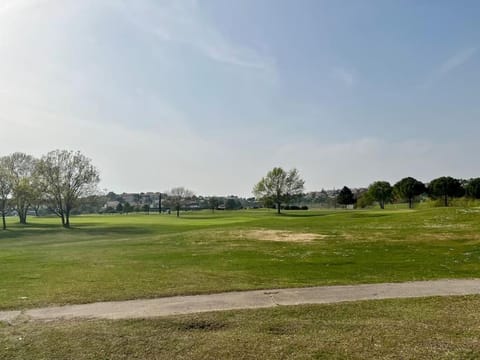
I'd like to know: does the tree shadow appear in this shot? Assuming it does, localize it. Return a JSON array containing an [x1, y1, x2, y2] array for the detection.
[[278, 212, 332, 218]]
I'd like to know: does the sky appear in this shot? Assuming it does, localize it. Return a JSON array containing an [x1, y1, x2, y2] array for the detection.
[[0, 0, 479, 196]]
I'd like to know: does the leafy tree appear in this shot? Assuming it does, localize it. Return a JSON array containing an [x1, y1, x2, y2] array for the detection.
[[116, 202, 124, 213], [0, 158, 12, 230], [3, 153, 37, 224], [368, 181, 393, 209], [465, 178, 480, 199], [356, 191, 374, 209], [123, 202, 133, 214], [36, 150, 100, 227], [225, 198, 242, 210], [393, 177, 426, 209], [337, 186, 355, 206], [208, 197, 220, 212], [428, 176, 465, 206], [253, 167, 305, 214], [169, 187, 194, 217]]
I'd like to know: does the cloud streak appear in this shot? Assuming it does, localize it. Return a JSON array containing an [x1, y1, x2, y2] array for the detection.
[[439, 47, 477, 74], [422, 47, 477, 88], [120, 0, 275, 71]]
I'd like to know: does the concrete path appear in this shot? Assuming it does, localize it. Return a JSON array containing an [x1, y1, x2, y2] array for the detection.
[[2, 279, 480, 324]]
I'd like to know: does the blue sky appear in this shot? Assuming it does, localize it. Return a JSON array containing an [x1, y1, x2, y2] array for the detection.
[[0, 0, 479, 196]]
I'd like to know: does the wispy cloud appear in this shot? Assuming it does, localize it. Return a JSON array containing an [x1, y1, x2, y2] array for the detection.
[[439, 47, 477, 74], [331, 67, 355, 88], [121, 0, 275, 71], [422, 47, 477, 88]]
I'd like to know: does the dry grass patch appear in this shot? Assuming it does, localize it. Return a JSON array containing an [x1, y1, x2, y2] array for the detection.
[[235, 229, 325, 243]]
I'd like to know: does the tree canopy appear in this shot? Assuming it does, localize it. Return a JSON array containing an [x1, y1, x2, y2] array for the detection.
[[465, 178, 480, 199], [3, 152, 38, 224], [428, 176, 464, 206], [393, 177, 426, 209], [169, 187, 194, 217], [337, 186, 355, 206], [368, 181, 393, 209], [36, 150, 100, 227], [253, 167, 305, 214]]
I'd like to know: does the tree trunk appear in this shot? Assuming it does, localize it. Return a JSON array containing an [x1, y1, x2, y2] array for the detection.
[[2, 200, 7, 230], [60, 212, 66, 227], [444, 194, 448, 207], [380, 200, 385, 209], [176, 207, 180, 217], [19, 209, 27, 225], [277, 202, 281, 214], [64, 209, 71, 228], [408, 197, 413, 209]]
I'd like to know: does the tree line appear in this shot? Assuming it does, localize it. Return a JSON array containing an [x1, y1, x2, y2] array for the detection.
[[0, 150, 99, 229], [253, 167, 480, 213], [2, 154, 479, 229]]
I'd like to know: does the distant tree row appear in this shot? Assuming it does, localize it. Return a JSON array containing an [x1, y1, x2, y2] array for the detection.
[[253, 168, 480, 212], [340, 176, 480, 209], [0, 150, 99, 229]]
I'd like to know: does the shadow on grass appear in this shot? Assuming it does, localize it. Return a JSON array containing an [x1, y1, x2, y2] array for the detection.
[[277, 213, 332, 218], [0, 221, 157, 240]]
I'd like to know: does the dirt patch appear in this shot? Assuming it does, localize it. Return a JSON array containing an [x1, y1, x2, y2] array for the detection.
[[237, 229, 325, 243], [177, 319, 227, 332]]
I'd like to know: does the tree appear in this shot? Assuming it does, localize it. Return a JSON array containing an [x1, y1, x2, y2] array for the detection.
[[465, 178, 480, 199], [428, 176, 464, 206], [225, 197, 242, 210], [3, 153, 37, 224], [208, 197, 220, 213], [123, 202, 133, 214], [393, 177, 426, 209], [116, 202, 124, 213], [337, 186, 355, 206], [253, 167, 305, 214], [169, 187, 194, 217], [368, 181, 393, 209], [36, 150, 100, 228], [356, 190, 374, 209], [0, 158, 12, 230]]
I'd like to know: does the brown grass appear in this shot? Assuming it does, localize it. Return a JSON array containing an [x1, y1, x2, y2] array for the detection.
[[234, 229, 326, 243]]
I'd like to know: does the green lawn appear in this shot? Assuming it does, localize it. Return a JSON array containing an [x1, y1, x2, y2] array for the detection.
[[0, 207, 479, 310], [2, 295, 480, 359]]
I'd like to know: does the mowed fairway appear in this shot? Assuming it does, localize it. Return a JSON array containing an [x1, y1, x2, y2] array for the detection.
[[1, 207, 480, 310]]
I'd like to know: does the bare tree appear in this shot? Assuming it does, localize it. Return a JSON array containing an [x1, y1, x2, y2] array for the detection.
[[36, 150, 100, 227], [0, 158, 12, 230], [3, 153, 37, 224], [169, 187, 194, 217]]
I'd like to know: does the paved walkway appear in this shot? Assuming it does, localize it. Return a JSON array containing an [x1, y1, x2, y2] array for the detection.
[[2, 279, 480, 324]]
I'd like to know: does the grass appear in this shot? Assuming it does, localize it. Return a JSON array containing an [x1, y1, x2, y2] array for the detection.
[[0, 207, 480, 310], [2, 295, 480, 359]]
